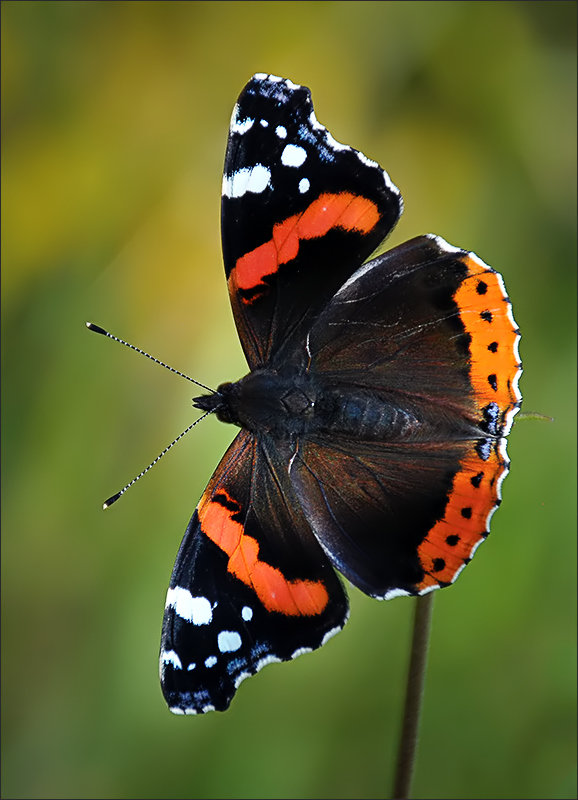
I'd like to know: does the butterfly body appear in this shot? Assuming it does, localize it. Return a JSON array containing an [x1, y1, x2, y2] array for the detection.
[[195, 364, 424, 443], [159, 74, 521, 714]]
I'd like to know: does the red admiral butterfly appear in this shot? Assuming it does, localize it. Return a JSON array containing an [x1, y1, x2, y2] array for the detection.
[[159, 74, 522, 714]]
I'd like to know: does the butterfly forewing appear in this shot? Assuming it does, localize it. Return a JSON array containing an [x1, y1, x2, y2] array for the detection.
[[221, 74, 402, 368], [160, 430, 348, 714]]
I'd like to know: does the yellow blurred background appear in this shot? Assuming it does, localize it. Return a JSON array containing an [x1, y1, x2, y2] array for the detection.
[[2, 2, 576, 798]]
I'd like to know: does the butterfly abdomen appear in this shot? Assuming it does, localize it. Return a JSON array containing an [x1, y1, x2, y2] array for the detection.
[[315, 386, 420, 441]]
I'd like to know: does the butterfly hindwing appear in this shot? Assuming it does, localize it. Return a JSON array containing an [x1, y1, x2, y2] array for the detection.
[[221, 73, 402, 368], [288, 234, 521, 598], [160, 430, 348, 714]]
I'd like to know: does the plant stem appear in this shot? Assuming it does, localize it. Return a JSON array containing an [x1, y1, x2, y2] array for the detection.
[[392, 592, 435, 799]]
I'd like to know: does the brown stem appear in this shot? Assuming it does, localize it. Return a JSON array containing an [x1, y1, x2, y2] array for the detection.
[[392, 592, 435, 799]]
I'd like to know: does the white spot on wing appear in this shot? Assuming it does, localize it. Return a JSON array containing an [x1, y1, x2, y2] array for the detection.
[[298, 177, 310, 194], [241, 606, 253, 621], [275, 125, 287, 139], [205, 655, 218, 669], [218, 630, 242, 653], [165, 587, 213, 625], [161, 649, 182, 670], [231, 105, 255, 136], [222, 164, 271, 198], [281, 144, 307, 167]]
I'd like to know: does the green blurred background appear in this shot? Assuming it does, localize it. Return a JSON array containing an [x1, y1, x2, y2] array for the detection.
[[2, 2, 576, 798]]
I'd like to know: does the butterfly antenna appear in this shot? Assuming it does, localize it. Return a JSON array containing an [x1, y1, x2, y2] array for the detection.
[[86, 322, 215, 393], [103, 410, 214, 509]]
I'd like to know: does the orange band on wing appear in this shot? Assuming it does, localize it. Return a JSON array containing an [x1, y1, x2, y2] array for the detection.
[[416, 443, 506, 591], [198, 489, 329, 616], [232, 192, 380, 293], [416, 253, 520, 593], [454, 255, 520, 412]]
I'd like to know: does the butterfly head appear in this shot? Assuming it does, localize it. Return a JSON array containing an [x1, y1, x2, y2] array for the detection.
[[192, 385, 231, 415]]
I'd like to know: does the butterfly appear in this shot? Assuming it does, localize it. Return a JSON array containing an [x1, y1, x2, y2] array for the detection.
[[159, 73, 522, 714]]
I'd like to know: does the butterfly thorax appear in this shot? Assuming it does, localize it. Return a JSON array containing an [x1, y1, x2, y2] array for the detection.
[[193, 368, 420, 442], [193, 369, 315, 438]]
